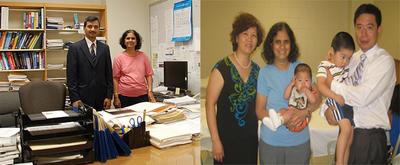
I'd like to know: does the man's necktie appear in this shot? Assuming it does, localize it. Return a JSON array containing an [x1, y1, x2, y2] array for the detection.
[[345, 54, 367, 86], [90, 43, 96, 56]]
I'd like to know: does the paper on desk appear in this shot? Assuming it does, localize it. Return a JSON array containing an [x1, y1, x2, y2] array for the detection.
[[110, 115, 154, 128], [163, 96, 197, 106], [29, 137, 87, 151], [125, 102, 171, 113], [99, 109, 137, 121], [0, 145, 17, 153], [14, 163, 33, 165], [164, 117, 200, 135], [0, 128, 19, 137], [180, 103, 200, 112], [42, 110, 69, 119], [0, 153, 19, 162], [147, 124, 193, 143], [150, 138, 192, 149], [25, 122, 82, 134]]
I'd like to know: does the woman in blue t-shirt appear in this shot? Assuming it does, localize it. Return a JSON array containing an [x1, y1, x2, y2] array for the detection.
[[256, 22, 321, 164], [389, 84, 400, 155]]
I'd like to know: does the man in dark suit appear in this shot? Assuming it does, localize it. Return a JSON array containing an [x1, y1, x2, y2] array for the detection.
[[67, 16, 113, 111]]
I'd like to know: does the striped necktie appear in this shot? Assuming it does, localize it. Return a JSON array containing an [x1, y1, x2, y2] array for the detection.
[[90, 43, 96, 56], [345, 54, 367, 86]]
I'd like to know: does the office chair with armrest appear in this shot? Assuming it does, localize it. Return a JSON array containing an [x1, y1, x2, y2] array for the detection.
[[0, 91, 20, 127], [19, 81, 66, 114]]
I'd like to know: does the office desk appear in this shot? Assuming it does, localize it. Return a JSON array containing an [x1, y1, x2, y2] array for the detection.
[[90, 102, 200, 164], [89, 141, 200, 165]]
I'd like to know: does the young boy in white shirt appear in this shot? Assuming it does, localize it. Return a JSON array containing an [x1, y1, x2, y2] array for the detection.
[[317, 31, 355, 165]]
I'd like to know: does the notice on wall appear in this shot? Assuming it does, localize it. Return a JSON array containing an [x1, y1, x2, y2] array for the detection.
[[172, 0, 192, 42]]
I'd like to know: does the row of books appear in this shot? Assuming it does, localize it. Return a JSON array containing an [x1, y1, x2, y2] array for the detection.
[[0, 31, 43, 50], [1, 7, 44, 29], [0, 52, 45, 70], [23, 10, 44, 29]]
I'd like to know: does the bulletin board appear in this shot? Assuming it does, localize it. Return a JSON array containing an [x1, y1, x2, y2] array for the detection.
[[149, 0, 200, 94]]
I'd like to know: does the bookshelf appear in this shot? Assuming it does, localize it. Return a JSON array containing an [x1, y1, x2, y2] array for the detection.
[[0, 2, 107, 88]]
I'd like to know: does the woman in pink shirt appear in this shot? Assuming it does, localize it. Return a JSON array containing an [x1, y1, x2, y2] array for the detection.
[[113, 30, 156, 108]]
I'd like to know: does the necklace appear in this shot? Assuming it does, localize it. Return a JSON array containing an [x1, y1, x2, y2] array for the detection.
[[233, 52, 251, 69]]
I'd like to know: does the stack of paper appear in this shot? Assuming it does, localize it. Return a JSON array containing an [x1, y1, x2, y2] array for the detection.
[[147, 124, 192, 149], [25, 122, 83, 136], [151, 109, 186, 124], [0, 128, 20, 165], [47, 39, 64, 49], [124, 102, 174, 115], [28, 137, 87, 151], [8, 74, 30, 91], [47, 64, 64, 70], [0, 81, 10, 91], [163, 96, 197, 106], [46, 17, 63, 29]]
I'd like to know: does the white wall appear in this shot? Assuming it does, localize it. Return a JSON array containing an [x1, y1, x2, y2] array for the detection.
[[106, 0, 150, 60]]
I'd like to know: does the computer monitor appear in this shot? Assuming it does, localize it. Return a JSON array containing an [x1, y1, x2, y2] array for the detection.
[[163, 61, 188, 90]]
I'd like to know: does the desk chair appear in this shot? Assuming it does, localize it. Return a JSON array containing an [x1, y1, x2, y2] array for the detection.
[[19, 81, 66, 114], [0, 91, 20, 127]]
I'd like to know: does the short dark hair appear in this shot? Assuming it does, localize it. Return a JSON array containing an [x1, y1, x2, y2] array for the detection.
[[262, 22, 299, 64], [84, 16, 100, 28], [331, 31, 355, 52], [354, 3, 382, 27], [119, 30, 142, 50], [230, 12, 264, 51], [295, 63, 312, 79]]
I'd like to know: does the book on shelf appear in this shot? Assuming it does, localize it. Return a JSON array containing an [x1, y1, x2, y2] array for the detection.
[[1, 7, 43, 29], [1, 52, 44, 70], [0, 31, 43, 50], [1, 7, 9, 29], [23, 11, 43, 29], [73, 13, 79, 29]]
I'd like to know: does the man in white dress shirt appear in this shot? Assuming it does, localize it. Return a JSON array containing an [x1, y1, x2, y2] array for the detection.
[[325, 3, 396, 164]]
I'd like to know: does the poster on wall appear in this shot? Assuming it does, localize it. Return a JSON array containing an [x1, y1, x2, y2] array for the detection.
[[172, 0, 192, 42]]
